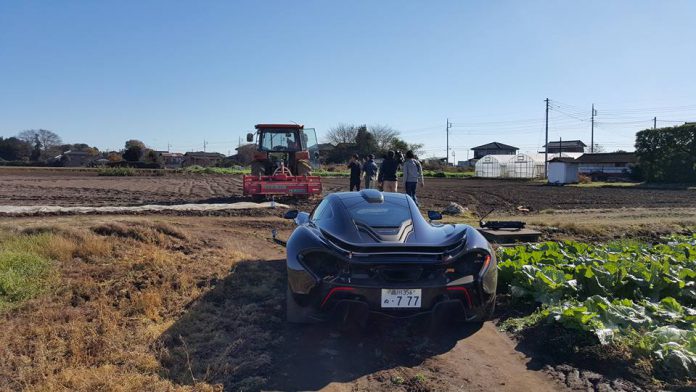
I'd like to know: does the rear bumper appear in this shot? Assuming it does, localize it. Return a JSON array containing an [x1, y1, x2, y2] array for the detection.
[[291, 280, 494, 323]]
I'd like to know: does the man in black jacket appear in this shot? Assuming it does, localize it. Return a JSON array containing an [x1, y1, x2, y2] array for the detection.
[[378, 151, 399, 192], [347, 154, 362, 191]]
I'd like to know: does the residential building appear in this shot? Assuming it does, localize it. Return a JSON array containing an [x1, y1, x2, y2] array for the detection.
[[576, 152, 636, 178], [160, 152, 185, 169], [541, 140, 587, 154], [61, 150, 91, 167], [183, 151, 225, 167], [471, 142, 518, 159]]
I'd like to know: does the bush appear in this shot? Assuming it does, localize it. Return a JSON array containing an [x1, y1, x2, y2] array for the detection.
[[98, 167, 135, 176]]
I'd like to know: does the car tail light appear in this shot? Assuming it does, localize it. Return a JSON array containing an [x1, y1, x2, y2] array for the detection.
[[446, 251, 490, 281], [300, 251, 347, 280]]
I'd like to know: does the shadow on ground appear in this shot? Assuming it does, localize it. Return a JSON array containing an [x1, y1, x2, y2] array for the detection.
[[158, 259, 481, 391]]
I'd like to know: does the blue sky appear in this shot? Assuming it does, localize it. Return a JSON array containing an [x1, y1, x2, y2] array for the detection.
[[1, 1, 695, 158]]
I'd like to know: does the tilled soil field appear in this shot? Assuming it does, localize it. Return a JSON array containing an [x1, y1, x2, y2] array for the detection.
[[2, 168, 695, 215]]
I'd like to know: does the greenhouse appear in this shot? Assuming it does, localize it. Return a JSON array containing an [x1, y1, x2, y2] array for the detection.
[[474, 155, 512, 178], [474, 152, 584, 179]]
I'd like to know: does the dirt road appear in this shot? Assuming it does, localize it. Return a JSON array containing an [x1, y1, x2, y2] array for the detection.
[[0, 215, 563, 391], [156, 217, 563, 391]]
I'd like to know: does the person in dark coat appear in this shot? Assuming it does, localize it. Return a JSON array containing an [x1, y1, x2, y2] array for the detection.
[[378, 151, 399, 192], [347, 154, 362, 191]]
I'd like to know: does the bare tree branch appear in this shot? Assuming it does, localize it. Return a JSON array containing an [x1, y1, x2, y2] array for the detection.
[[324, 123, 358, 145], [369, 124, 400, 151]]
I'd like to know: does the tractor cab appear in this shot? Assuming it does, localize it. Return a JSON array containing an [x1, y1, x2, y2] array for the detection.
[[247, 124, 319, 176], [243, 123, 322, 199]]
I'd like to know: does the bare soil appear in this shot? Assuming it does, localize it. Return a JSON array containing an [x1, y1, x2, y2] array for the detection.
[[2, 169, 696, 216]]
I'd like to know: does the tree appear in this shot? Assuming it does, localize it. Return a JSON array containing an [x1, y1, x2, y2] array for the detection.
[[125, 139, 146, 150], [122, 146, 143, 162], [30, 137, 42, 161], [354, 125, 378, 156], [325, 123, 358, 145], [369, 124, 399, 151], [635, 124, 696, 182], [107, 152, 122, 162], [0, 137, 31, 161], [17, 129, 62, 159]]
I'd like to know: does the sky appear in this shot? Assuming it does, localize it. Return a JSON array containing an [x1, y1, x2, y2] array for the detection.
[[1, 1, 696, 160]]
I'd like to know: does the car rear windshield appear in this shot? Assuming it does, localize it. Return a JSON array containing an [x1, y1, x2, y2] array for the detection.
[[348, 201, 411, 228]]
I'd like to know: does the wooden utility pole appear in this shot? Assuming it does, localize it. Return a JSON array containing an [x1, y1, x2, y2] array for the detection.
[[544, 98, 549, 178], [654, 117, 657, 129]]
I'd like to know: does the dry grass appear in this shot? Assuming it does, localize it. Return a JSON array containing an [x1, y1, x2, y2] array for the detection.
[[0, 218, 253, 391]]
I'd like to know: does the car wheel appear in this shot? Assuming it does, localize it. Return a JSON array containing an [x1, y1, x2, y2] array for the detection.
[[286, 285, 313, 323], [469, 297, 496, 323]]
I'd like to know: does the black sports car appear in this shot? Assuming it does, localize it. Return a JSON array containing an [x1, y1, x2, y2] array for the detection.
[[283, 189, 497, 324]]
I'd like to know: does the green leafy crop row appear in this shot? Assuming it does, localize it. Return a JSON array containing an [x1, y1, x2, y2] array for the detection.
[[498, 237, 696, 379]]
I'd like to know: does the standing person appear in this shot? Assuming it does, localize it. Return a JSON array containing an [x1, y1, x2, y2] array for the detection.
[[403, 150, 424, 205], [362, 154, 378, 189], [378, 151, 399, 192], [348, 154, 362, 191]]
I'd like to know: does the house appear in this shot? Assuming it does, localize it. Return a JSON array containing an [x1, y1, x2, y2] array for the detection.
[[541, 140, 587, 154], [183, 152, 226, 167], [471, 142, 518, 159], [61, 150, 91, 167], [316, 143, 335, 153], [576, 152, 636, 179], [160, 152, 185, 169]]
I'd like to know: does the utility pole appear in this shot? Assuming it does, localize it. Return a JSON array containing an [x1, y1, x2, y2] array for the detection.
[[544, 98, 549, 178], [559, 137, 562, 158], [591, 104, 596, 153], [203, 140, 207, 152], [167, 143, 171, 152], [452, 150, 456, 166], [446, 118, 453, 165], [653, 117, 657, 129]]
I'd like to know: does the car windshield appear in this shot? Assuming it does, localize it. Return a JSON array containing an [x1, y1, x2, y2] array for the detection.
[[348, 201, 411, 228], [260, 130, 300, 151]]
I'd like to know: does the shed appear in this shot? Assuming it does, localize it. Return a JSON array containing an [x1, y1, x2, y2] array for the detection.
[[548, 157, 579, 184]]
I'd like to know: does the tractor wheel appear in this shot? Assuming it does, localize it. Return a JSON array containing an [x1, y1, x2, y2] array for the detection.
[[251, 161, 265, 176], [296, 160, 312, 176]]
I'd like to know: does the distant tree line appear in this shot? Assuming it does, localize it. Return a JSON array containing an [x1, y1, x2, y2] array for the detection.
[[635, 123, 696, 182], [323, 123, 424, 163]]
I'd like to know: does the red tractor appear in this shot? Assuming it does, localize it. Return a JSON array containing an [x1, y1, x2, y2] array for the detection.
[[243, 124, 322, 199]]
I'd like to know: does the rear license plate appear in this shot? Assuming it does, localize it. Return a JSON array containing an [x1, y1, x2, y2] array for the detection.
[[381, 289, 421, 308]]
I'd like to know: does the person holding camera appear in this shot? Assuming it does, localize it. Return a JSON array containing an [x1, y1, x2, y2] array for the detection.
[[347, 154, 362, 191], [402, 150, 424, 205], [378, 150, 400, 192]]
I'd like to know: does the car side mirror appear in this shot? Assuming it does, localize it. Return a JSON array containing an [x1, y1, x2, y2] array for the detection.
[[283, 210, 299, 220], [427, 211, 443, 221], [246, 133, 254, 142], [294, 212, 310, 226]]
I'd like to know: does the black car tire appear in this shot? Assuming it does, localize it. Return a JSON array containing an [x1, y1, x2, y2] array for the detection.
[[286, 285, 313, 323], [469, 298, 496, 323]]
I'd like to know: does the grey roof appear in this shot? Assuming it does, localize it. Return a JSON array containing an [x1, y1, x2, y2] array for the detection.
[[543, 140, 587, 148], [576, 152, 636, 164], [471, 142, 518, 151]]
